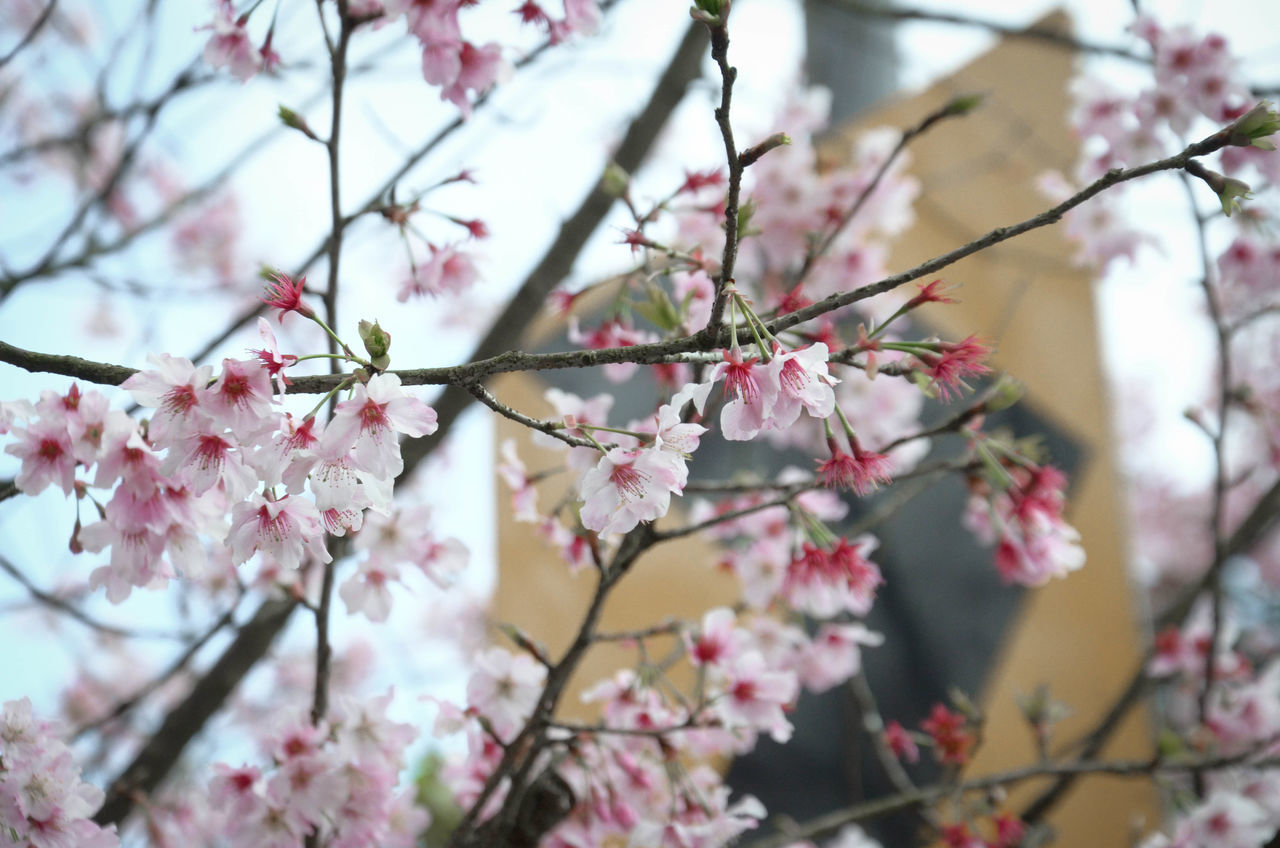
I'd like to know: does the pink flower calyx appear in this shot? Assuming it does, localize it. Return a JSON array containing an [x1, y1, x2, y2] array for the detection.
[[620, 229, 659, 253], [450, 216, 489, 239], [260, 271, 315, 322], [921, 703, 975, 765], [679, 168, 725, 195], [906, 278, 960, 309], [919, 335, 993, 402], [721, 348, 762, 404], [815, 435, 893, 495]]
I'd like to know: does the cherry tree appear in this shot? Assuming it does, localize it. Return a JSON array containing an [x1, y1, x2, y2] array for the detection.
[[1, 1, 1279, 847]]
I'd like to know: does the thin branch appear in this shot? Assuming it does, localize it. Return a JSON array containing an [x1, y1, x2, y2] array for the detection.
[[829, 0, 1146, 62], [451, 525, 657, 847], [309, 0, 357, 732], [94, 595, 297, 827], [0, 0, 59, 69], [464, 381, 601, 450], [754, 751, 1280, 848], [791, 93, 981, 291], [180, 0, 631, 369], [767, 128, 1238, 338], [0, 553, 187, 641], [1176, 173, 1231, 740], [71, 605, 237, 740], [847, 670, 937, 831], [0, 68, 213, 168], [698, 12, 743, 343], [652, 486, 805, 542], [0, 133, 1242, 397], [878, 378, 1004, 453]]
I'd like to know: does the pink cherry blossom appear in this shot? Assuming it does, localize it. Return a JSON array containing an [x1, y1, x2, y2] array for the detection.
[[250, 317, 298, 397], [398, 243, 479, 300], [228, 493, 332, 570], [466, 647, 546, 742], [711, 347, 779, 441], [205, 357, 275, 437], [339, 557, 401, 622], [685, 607, 744, 669], [815, 439, 893, 495], [259, 273, 314, 322], [4, 417, 76, 495], [713, 650, 798, 744], [121, 353, 214, 447], [441, 42, 507, 115], [320, 373, 438, 479], [579, 446, 683, 536], [767, 342, 837, 427], [784, 535, 883, 617], [200, 0, 263, 82], [798, 623, 883, 693]]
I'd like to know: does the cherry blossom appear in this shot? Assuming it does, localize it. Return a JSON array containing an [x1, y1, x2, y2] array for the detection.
[[466, 647, 547, 742], [319, 373, 438, 479], [711, 347, 779, 441], [397, 243, 479, 300], [797, 623, 884, 693], [259, 272, 315, 322], [766, 342, 838, 427], [784, 535, 883, 617], [4, 416, 76, 495], [228, 493, 332, 570], [121, 354, 214, 447], [920, 703, 974, 766], [200, 0, 263, 82], [579, 446, 684, 536], [815, 439, 894, 495], [712, 649, 799, 744], [0, 698, 119, 847]]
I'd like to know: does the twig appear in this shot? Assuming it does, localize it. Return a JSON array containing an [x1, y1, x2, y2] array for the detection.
[[180, 0, 632, 369], [0, 553, 187, 641], [699, 11, 744, 343], [767, 129, 1239, 338], [791, 93, 981, 291], [829, 0, 1146, 62], [94, 596, 297, 826], [0, 0, 59, 69], [753, 751, 1280, 848], [309, 0, 357, 733], [71, 606, 237, 740], [463, 382, 600, 450]]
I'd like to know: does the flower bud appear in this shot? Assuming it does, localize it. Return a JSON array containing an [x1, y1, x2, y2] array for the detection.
[[1186, 159, 1253, 217], [600, 161, 630, 198], [944, 92, 986, 117], [277, 105, 318, 140], [985, 376, 1025, 413], [1228, 101, 1280, 151], [359, 319, 391, 371], [740, 132, 791, 168], [1217, 175, 1253, 217], [691, 0, 727, 19]]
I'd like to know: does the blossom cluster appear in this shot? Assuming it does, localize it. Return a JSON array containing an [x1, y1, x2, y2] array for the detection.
[[3, 316, 438, 603], [0, 697, 118, 848], [963, 463, 1085, 587], [147, 692, 428, 846]]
